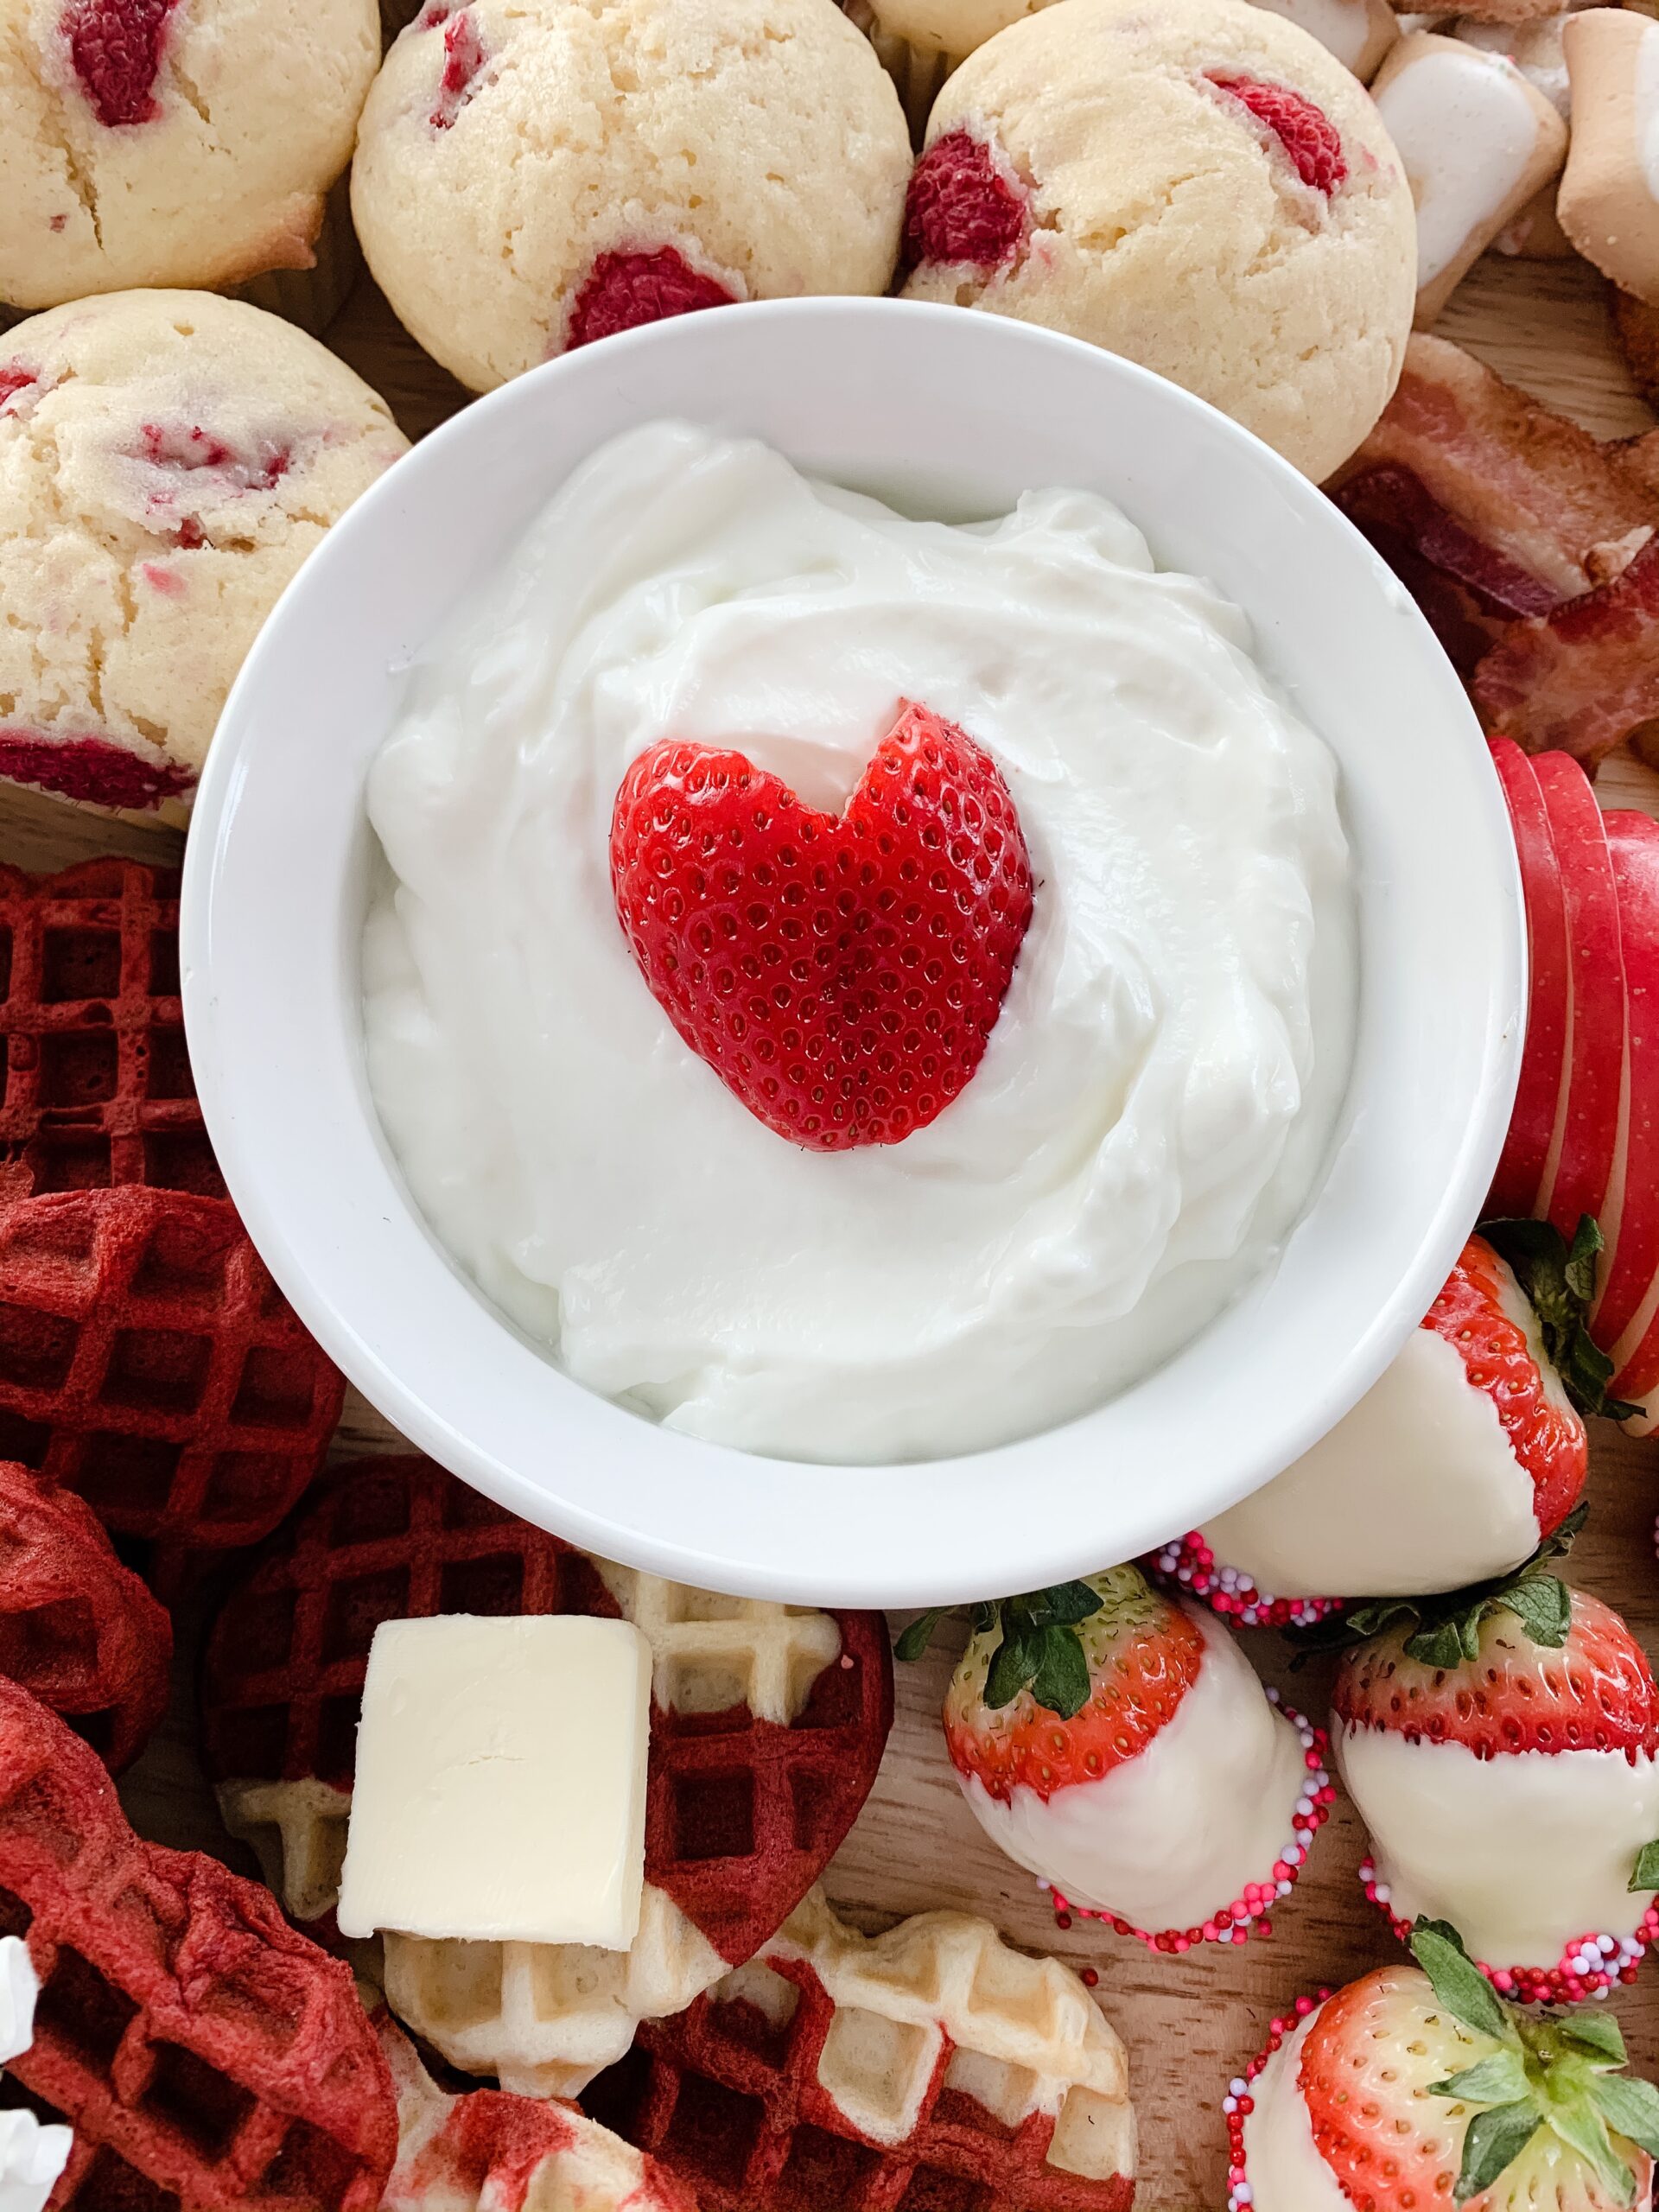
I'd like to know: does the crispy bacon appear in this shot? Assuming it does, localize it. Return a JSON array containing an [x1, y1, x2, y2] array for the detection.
[[1473, 536, 1659, 764], [1331, 334, 1654, 602]]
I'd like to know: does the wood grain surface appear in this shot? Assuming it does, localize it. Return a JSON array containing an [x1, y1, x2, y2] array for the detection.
[[19, 251, 1656, 2209]]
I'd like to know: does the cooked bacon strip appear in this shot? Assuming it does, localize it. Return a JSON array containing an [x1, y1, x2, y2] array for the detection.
[[1473, 535, 1659, 765], [1331, 334, 1654, 601], [1336, 463, 1561, 622]]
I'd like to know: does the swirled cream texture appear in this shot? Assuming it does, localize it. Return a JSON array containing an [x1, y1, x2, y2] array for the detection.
[[362, 422, 1354, 1463]]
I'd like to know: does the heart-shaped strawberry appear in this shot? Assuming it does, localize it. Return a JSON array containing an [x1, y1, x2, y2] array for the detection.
[[609, 702, 1034, 1150]]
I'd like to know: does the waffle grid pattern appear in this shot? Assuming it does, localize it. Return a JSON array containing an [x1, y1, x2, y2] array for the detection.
[[0, 1186, 343, 1554], [0, 1675, 395, 2210], [588, 1893, 1137, 2212], [202, 1459, 893, 2096], [0, 861, 219, 1204]]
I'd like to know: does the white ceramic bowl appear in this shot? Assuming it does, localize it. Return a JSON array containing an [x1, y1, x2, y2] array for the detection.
[[182, 298, 1522, 1608]]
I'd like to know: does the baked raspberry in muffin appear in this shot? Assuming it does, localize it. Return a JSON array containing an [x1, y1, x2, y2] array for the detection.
[[0, 0, 379, 330], [351, 0, 912, 393], [0, 289, 407, 820], [901, 0, 1416, 481]]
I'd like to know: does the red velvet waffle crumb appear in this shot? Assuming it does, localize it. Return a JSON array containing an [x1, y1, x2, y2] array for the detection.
[[62, 0, 181, 128], [565, 249, 739, 352], [0, 733, 194, 812], [429, 9, 486, 128], [902, 130, 1028, 273], [1207, 74, 1347, 194]]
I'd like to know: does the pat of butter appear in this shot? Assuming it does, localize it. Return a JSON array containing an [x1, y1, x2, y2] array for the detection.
[[335, 1613, 652, 1948]]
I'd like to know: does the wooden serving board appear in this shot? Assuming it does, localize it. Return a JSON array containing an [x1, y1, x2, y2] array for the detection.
[[14, 254, 1656, 2210]]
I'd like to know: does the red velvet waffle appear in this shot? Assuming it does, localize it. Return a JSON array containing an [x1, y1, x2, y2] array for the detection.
[[0, 1458, 170, 1769], [0, 1185, 344, 1563], [0, 1671, 397, 2210], [583, 1889, 1137, 2212], [0, 861, 219, 1204], [200, 1456, 893, 2092]]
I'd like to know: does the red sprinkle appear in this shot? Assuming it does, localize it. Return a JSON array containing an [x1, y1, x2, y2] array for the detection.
[[62, 0, 181, 127], [902, 130, 1028, 273], [0, 731, 194, 812], [430, 9, 486, 129], [1207, 73, 1347, 195], [565, 248, 738, 353]]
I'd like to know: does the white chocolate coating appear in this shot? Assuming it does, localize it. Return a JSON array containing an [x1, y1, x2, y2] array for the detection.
[[1201, 1322, 1542, 1599], [1239, 2013, 1351, 2212], [1338, 1727, 1659, 1967], [957, 1610, 1307, 1930]]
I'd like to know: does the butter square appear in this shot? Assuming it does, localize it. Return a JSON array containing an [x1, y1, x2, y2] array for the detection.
[[335, 1613, 652, 1948]]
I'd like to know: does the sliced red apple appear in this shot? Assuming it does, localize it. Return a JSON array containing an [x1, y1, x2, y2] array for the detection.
[[1532, 749, 1625, 1242], [1488, 739, 1571, 1218], [1590, 812, 1659, 1356]]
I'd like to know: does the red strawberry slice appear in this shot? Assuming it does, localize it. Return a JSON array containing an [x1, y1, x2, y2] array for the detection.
[[609, 703, 1034, 1150], [1490, 740, 1571, 1218], [1534, 750, 1625, 1239], [1593, 814, 1659, 1362]]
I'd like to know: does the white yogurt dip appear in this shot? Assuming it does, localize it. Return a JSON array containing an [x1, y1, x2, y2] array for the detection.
[[958, 1607, 1306, 1929], [1338, 1726, 1659, 1964], [363, 422, 1354, 1463]]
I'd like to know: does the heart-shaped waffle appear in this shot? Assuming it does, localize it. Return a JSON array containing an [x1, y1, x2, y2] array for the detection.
[[0, 861, 220, 1203], [0, 1185, 344, 1564], [0, 1458, 170, 1770], [0, 1671, 397, 2209], [583, 1888, 1137, 2211], [378, 2012, 699, 2211], [200, 1457, 893, 2096]]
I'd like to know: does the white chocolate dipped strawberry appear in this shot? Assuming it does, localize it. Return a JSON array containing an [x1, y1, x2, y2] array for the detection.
[[902, 1570, 1332, 1955], [1228, 1923, 1659, 2212], [1333, 1570, 1659, 2003], [1155, 1224, 1604, 1630]]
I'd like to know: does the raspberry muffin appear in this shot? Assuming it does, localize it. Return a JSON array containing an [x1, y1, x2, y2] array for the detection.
[[352, 0, 912, 393], [0, 289, 407, 820], [901, 0, 1416, 481], [0, 0, 379, 331]]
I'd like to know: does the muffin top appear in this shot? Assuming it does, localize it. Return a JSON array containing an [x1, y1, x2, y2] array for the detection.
[[352, 0, 912, 392], [0, 289, 408, 813], [0, 0, 378, 310], [901, 0, 1417, 480]]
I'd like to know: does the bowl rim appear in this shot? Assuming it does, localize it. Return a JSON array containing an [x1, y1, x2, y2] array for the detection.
[[182, 296, 1524, 1606]]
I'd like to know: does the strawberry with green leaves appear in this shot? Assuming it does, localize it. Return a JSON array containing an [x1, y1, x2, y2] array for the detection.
[[1230, 1922, 1659, 2212], [899, 1566, 1332, 1952], [1327, 1554, 1659, 2002]]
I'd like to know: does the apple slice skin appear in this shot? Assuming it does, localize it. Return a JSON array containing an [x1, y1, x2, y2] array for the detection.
[[1593, 813, 1659, 1361], [1533, 749, 1625, 1241], [1489, 740, 1571, 1218]]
